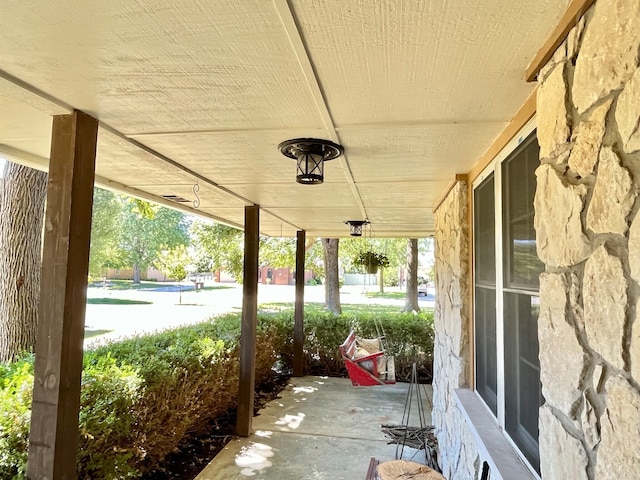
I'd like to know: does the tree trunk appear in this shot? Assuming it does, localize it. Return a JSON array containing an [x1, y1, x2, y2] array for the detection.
[[404, 238, 421, 312], [133, 262, 141, 283], [322, 238, 341, 315], [379, 267, 385, 293], [0, 162, 48, 362]]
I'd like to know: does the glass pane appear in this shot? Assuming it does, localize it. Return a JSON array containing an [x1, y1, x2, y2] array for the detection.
[[503, 134, 544, 290], [475, 286, 497, 415], [504, 292, 543, 473], [475, 175, 495, 286]]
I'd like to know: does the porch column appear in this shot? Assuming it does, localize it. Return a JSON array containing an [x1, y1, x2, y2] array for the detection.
[[236, 205, 260, 437], [27, 110, 98, 479], [293, 230, 305, 376]]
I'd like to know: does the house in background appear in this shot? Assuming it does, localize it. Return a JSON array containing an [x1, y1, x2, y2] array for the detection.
[[258, 266, 314, 285], [105, 266, 169, 281]]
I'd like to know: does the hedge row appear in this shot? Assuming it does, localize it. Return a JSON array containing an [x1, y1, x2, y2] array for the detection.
[[268, 309, 434, 382], [0, 309, 433, 479]]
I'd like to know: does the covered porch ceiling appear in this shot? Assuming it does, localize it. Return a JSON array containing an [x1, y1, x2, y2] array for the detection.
[[0, 0, 567, 238]]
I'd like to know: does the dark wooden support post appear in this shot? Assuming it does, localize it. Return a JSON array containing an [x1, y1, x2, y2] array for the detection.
[[236, 205, 260, 437], [293, 230, 306, 377], [27, 111, 98, 479]]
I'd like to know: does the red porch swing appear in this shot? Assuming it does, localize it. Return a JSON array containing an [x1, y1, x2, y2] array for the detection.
[[339, 330, 396, 386]]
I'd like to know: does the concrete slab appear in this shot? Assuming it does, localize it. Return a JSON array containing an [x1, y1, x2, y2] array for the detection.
[[195, 376, 433, 480]]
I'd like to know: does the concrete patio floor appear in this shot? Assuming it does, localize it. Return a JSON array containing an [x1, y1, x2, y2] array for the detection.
[[195, 376, 433, 480]]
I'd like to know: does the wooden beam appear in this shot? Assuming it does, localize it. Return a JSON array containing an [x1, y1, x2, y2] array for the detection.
[[525, 0, 596, 82], [293, 230, 306, 377], [468, 88, 537, 184], [27, 110, 98, 479], [236, 205, 260, 437]]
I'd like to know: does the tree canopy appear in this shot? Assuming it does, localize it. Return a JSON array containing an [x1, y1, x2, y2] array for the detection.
[[89, 189, 122, 278], [191, 222, 244, 280], [118, 201, 190, 282], [89, 191, 190, 282]]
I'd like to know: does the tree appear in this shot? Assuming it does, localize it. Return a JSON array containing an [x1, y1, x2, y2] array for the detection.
[[0, 162, 48, 362], [88, 188, 122, 279], [404, 238, 421, 312], [191, 222, 244, 281], [304, 239, 326, 279], [322, 238, 341, 314], [155, 245, 191, 304], [259, 237, 296, 268], [118, 202, 190, 283], [259, 236, 325, 280]]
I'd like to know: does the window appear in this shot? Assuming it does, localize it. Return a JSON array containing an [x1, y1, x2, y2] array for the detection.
[[474, 175, 497, 415], [473, 130, 544, 475]]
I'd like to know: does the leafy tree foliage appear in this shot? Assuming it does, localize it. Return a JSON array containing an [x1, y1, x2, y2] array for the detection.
[[89, 188, 122, 278], [191, 222, 244, 281], [154, 245, 190, 283], [259, 236, 325, 279], [117, 201, 190, 283], [259, 237, 296, 268], [155, 245, 191, 304]]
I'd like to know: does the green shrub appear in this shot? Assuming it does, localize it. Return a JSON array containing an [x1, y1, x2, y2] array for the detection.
[[265, 308, 434, 382], [0, 308, 433, 478], [0, 312, 286, 479], [0, 356, 33, 479]]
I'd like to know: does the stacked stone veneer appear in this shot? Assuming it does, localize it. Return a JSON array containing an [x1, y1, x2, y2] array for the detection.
[[535, 0, 640, 478], [432, 181, 480, 479], [432, 1, 640, 478]]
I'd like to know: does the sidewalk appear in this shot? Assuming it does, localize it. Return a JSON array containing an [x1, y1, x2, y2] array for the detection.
[[195, 376, 433, 480]]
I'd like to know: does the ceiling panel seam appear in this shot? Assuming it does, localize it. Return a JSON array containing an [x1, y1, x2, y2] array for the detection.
[[0, 64, 302, 234], [0, 69, 72, 115], [0, 143, 245, 230], [273, 0, 368, 224], [126, 126, 328, 138], [100, 124, 303, 232]]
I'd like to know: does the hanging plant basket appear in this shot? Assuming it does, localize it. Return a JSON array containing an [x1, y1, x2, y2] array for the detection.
[[365, 263, 379, 274], [353, 251, 389, 274]]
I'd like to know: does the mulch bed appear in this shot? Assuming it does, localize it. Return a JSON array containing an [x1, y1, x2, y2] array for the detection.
[[141, 372, 291, 480]]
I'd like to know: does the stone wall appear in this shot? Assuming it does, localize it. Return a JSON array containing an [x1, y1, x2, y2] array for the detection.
[[432, 181, 480, 479], [535, 0, 640, 478]]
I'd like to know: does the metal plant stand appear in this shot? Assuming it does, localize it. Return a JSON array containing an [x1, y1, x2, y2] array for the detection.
[[381, 363, 441, 472]]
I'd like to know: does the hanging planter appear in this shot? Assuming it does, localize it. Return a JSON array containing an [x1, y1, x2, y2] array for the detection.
[[365, 263, 379, 274], [353, 251, 390, 274]]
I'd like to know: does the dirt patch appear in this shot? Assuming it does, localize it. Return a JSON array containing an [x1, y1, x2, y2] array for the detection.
[[140, 372, 290, 480]]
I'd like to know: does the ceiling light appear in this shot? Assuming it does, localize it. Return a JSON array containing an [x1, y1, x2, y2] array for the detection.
[[345, 220, 369, 236], [278, 138, 344, 185]]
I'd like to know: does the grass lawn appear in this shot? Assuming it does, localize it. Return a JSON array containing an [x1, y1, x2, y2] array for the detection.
[[90, 280, 160, 290], [89, 279, 234, 292], [258, 301, 432, 315], [197, 285, 234, 291], [87, 298, 153, 305], [365, 291, 405, 300]]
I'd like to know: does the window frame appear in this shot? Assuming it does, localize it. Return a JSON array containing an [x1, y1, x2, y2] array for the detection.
[[471, 117, 541, 478]]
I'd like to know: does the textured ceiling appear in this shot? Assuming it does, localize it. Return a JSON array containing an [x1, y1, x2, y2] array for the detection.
[[0, 0, 567, 237]]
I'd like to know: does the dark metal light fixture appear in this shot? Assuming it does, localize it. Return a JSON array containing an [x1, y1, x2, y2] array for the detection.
[[278, 138, 344, 185], [345, 220, 369, 236]]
